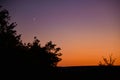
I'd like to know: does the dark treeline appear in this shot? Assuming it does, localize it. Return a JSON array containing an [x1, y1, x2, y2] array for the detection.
[[0, 6, 62, 68]]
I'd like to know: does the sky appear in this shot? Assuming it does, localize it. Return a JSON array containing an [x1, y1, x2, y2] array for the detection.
[[1, 0, 120, 66]]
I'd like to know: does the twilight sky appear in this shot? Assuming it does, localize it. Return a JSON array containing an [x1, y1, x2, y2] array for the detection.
[[1, 0, 120, 66]]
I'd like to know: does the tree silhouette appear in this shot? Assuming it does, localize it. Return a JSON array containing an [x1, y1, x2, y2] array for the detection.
[[0, 6, 62, 67], [0, 6, 22, 48], [42, 40, 62, 67], [99, 54, 116, 66], [27, 37, 62, 67], [0, 6, 23, 64]]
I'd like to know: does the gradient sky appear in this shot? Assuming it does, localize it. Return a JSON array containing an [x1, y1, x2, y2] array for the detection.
[[1, 0, 120, 66]]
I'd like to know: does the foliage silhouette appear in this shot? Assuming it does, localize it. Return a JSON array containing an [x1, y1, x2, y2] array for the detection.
[[0, 6, 23, 64], [99, 54, 116, 66], [0, 6, 62, 67], [26, 37, 62, 67]]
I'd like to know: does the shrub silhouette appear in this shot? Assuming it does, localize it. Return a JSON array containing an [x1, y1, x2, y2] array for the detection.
[[99, 54, 116, 66], [0, 6, 62, 67], [26, 37, 62, 67]]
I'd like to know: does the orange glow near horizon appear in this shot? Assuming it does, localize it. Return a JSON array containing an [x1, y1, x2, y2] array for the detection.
[[58, 49, 120, 66], [21, 23, 120, 66]]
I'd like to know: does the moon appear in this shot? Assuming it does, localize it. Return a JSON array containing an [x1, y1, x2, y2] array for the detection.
[[33, 17, 36, 21]]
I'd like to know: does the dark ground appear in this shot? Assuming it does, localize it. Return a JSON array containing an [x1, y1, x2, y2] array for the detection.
[[55, 66, 120, 80], [2, 66, 120, 80]]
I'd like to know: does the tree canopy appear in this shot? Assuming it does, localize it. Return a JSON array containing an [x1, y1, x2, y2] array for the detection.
[[0, 6, 62, 67]]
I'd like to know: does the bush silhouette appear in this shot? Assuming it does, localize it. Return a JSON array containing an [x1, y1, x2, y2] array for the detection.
[[26, 37, 62, 67], [99, 54, 116, 66], [0, 6, 62, 67]]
